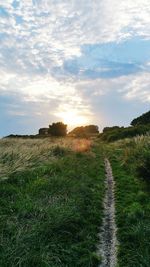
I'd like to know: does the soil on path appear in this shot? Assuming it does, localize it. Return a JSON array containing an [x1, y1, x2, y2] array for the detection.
[[98, 158, 118, 267]]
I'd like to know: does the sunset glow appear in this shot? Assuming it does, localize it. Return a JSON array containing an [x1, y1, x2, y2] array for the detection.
[[58, 111, 88, 127], [0, 0, 150, 136]]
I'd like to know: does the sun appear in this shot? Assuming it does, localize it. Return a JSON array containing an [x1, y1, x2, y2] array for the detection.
[[58, 110, 88, 127]]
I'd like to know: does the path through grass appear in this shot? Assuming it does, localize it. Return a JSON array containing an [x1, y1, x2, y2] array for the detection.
[[98, 159, 118, 267], [104, 137, 150, 267]]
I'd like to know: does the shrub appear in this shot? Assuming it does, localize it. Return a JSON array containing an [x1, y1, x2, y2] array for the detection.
[[48, 122, 67, 137], [99, 125, 150, 142], [131, 110, 150, 126]]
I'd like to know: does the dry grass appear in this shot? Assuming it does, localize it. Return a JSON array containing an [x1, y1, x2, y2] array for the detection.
[[133, 133, 150, 146], [0, 137, 92, 179], [0, 138, 69, 179]]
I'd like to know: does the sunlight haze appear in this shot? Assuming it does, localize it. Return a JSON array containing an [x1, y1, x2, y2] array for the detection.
[[0, 0, 150, 136]]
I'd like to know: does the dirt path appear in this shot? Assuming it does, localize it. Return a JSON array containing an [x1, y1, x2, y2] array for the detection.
[[98, 158, 118, 267]]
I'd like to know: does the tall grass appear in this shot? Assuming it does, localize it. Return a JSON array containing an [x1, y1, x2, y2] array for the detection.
[[104, 134, 150, 267], [0, 137, 104, 267], [117, 134, 150, 181], [0, 138, 92, 179]]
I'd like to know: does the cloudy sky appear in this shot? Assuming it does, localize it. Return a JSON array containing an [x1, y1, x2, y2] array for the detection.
[[0, 0, 150, 136]]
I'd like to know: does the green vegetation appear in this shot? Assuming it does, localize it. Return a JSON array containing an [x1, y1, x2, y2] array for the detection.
[[0, 137, 105, 267], [131, 110, 150, 126], [69, 125, 99, 137], [104, 135, 150, 267], [99, 124, 150, 142], [121, 135, 150, 182], [1, 110, 150, 267], [99, 110, 150, 142], [48, 122, 67, 137]]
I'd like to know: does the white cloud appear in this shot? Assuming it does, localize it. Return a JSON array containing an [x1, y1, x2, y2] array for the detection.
[[74, 73, 150, 104], [123, 72, 150, 102], [1, 0, 150, 68], [0, 68, 92, 120], [0, 0, 150, 134], [1, 0, 150, 77]]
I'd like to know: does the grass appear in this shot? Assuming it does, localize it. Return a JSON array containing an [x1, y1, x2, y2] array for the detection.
[[1, 135, 150, 266], [0, 138, 74, 179], [104, 135, 150, 267], [0, 137, 105, 267]]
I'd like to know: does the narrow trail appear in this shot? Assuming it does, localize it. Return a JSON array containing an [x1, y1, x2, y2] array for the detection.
[[98, 158, 118, 267]]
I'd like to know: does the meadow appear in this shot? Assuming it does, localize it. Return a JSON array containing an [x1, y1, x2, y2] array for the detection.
[[0, 135, 150, 266], [0, 137, 105, 267]]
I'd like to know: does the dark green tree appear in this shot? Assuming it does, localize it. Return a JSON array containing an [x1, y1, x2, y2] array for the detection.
[[69, 125, 99, 136], [103, 126, 121, 133], [131, 110, 150, 126], [84, 125, 99, 134], [69, 126, 85, 136], [48, 122, 67, 136]]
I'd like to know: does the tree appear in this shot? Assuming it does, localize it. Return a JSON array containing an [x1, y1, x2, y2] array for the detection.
[[48, 122, 67, 136], [131, 110, 150, 126], [69, 125, 99, 137], [103, 126, 121, 133], [39, 128, 49, 135], [84, 125, 99, 134], [69, 126, 85, 136]]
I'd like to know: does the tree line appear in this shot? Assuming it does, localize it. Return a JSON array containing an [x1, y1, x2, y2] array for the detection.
[[39, 123, 99, 137], [5, 110, 150, 139], [99, 110, 150, 142]]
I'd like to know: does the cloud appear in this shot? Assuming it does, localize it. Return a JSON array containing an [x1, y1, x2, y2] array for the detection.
[[0, 0, 150, 136], [0, 69, 93, 135], [123, 72, 150, 102], [74, 74, 150, 128], [75, 72, 150, 103], [1, 0, 150, 79], [1, 0, 150, 70]]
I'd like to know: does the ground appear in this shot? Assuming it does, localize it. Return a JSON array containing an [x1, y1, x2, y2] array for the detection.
[[0, 136, 150, 267]]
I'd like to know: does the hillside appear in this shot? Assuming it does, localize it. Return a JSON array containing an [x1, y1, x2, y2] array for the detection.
[[99, 111, 150, 142], [131, 110, 150, 126]]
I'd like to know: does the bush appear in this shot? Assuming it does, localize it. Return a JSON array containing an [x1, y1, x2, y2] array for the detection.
[[99, 125, 150, 142], [131, 110, 150, 126], [48, 122, 67, 137], [69, 125, 99, 137]]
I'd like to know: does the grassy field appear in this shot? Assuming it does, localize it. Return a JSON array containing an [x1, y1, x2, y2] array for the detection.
[[104, 135, 150, 267], [0, 137, 105, 267], [0, 138, 76, 179], [0, 135, 150, 267]]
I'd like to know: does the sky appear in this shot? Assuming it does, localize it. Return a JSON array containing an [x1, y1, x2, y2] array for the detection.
[[0, 0, 150, 136]]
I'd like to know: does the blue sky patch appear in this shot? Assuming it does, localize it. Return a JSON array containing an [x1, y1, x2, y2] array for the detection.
[[12, 1, 20, 9], [62, 38, 150, 78], [0, 6, 9, 17]]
